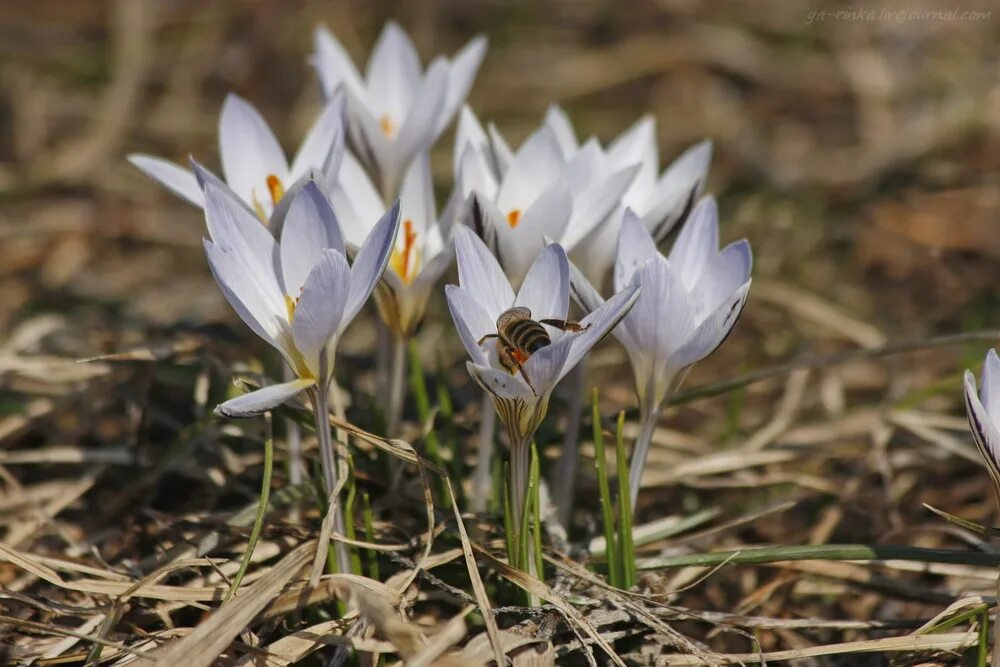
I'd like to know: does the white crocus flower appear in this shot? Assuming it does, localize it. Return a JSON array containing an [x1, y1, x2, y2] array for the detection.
[[313, 21, 486, 200], [571, 199, 752, 511], [445, 226, 639, 525], [331, 151, 452, 339], [455, 107, 638, 287], [964, 349, 1000, 496], [203, 180, 400, 418], [129, 93, 346, 223], [547, 107, 713, 285]]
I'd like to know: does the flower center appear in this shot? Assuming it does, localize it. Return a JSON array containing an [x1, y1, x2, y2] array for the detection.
[[252, 173, 286, 223], [380, 114, 395, 139], [388, 219, 420, 285], [506, 209, 522, 228]]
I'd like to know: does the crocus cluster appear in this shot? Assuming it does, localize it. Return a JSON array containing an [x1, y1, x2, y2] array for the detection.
[[129, 20, 758, 576]]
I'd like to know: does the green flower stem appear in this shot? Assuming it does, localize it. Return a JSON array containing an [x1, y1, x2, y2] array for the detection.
[[361, 491, 379, 581], [310, 378, 350, 574], [224, 411, 273, 602], [628, 393, 662, 515], [471, 394, 497, 513]]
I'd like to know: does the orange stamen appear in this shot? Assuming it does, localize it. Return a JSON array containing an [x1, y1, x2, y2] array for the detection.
[[511, 348, 529, 365], [389, 219, 420, 285], [266, 174, 285, 205], [506, 209, 522, 228], [379, 114, 395, 138]]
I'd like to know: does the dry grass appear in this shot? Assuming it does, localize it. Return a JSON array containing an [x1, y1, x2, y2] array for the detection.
[[1, 0, 1000, 664]]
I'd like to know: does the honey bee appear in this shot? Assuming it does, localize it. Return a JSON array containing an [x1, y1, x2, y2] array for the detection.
[[477, 307, 589, 395]]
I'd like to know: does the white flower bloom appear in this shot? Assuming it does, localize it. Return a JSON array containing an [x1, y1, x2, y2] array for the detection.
[[570, 199, 751, 506], [203, 180, 400, 417], [313, 21, 486, 200], [455, 107, 638, 286], [446, 225, 639, 520], [129, 93, 346, 223], [330, 150, 452, 338], [551, 108, 712, 284], [964, 349, 1000, 493]]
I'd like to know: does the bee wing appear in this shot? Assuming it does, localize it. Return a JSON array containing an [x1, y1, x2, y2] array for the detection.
[[496, 306, 532, 332]]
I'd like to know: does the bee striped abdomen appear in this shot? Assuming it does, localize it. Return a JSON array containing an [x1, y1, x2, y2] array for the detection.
[[508, 318, 550, 353]]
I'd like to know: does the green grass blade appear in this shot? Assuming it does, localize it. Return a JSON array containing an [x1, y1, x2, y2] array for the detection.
[[362, 491, 379, 581], [530, 442, 544, 585], [615, 410, 636, 589], [503, 462, 517, 568], [591, 389, 620, 587], [224, 412, 274, 602], [344, 457, 362, 576]]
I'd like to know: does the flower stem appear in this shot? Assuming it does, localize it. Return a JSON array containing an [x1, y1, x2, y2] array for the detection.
[[553, 362, 586, 527], [628, 395, 662, 515], [386, 335, 407, 439], [312, 383, 350, 574], [470, 395, 496, 513], [508, 428, 531, 542]]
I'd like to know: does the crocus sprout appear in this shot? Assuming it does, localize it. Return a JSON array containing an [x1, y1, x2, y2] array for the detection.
[[202, 179, 399, 571], [313, 21, 486, 201], [445, 226, 639, 535], [964, 348, 1000, 498], [130, 92, 346, 223], [571, 200, 752, 513], [455, 106, 638, 286]]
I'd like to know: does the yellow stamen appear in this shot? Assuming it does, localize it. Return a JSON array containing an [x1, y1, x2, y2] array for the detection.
[[266, 174, 285, 205], [506, 209, 522, 228], [284, 295, 297, 322], [379, 114, 395, 138], [388, 219, 420, 285]]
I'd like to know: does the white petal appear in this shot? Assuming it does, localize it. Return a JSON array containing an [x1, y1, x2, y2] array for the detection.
[[290, 93, 346, 180], [454, 106, 490, 178], [440, 35, 488, 133], [219, 94, 289, 210], [342, 201, 402, 328], [394, 59, 450, 162], [669, 196, 719, 290], [332, 150, 384, 246], [689, 239, 752, 322], [457, 143, 499, 200], [280, 182, 345, 295], [981, 349, 1000, 423], [399, 153, 436, 230], [496, 127, 564, 211], [568, 259, 606, 315], [312, 26, 367, 104], [204, 240, 286, 352], [445, 284, 494, 366], [495, 184, 573, 286], [453, 225, 514, 319], [646, 139, 712, 242], [614, 208, 659, 292], [522, 333, 573, 396], [128, 154, 204, 207], [966, 369, 1000, 473], [366, 21, 422, 122], [486, 123, 515, 177], [515, 242, 569, 322], [466, 362, 534, 402], [563, 162, 641, 250], [671, 281, 750, 370], [215, 378, 315, 418], [558, 282, 641, 383], [292, 249, 351, 376], [623, 255, 693, 376], [543, 105, 577, 156]]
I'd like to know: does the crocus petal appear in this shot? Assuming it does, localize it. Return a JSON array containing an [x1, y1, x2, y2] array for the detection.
[[454, 106, 490, 178], [495, 184, 573, 285], [466, 362, 534, 402], [981, 349, 1000, 422], [558, 282, 641, 383], [128, 154, 205, 207], [457, 143, 499, 200], [669, 196, 720, 289], [445, 284, 494, 366], [219, 94, 289, 209], [280, 182, 345, 295], [671, 281, 750, 371], [399, 153, 436, 230], [453, 225, 515, 319], [290, 93, 346, 180], [332, 151, 385, 247], [623, 255, 693, 375], [646, 139, 712, 242], [515, 242, 570, 323], [543, 105, 577, 157], [609, 116, 657, 203], [690, 239, 752, 320], [486, 123, 515, 177], [563, 162, 641, 249], [366, 21, 422, 122], [292, 249, 351, 377], [965, 369, 1000, 482], [521, 332, 573, 395], [204, 183, 287, 302], [215, 378, 316, 418], [440, 35, 488, 132], [614, 208, 659, 292], [312, 26, 367, 103], [394, 58, 450, 160], [496, 127, 564, 210], [567, 260, 607, 315], [342, 201, 402, 328]]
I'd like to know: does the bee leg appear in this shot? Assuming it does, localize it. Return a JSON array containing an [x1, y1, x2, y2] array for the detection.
[[539, 318, 591, 333], [477, 333, 500, 346], [503, 344, 538, 396]]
